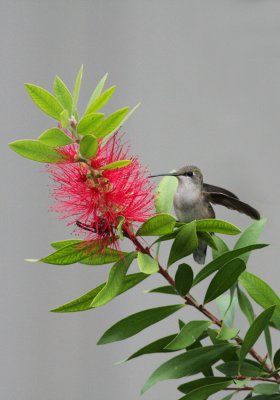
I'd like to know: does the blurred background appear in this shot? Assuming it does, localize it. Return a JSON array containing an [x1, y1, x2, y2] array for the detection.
[[1, 1, 280, 399]]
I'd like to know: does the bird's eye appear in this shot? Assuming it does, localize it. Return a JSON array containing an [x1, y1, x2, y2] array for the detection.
[[186, 171, 194, 177]]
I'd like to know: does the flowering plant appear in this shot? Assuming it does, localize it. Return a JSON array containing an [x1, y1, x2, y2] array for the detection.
[[10, 67, 280, 399]]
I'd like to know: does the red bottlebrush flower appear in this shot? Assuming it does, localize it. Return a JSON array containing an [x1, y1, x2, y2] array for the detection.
[[47, 132, 155, 248]]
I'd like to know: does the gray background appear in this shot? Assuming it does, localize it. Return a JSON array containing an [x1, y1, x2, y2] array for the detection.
[[1, 1, 280, 399]]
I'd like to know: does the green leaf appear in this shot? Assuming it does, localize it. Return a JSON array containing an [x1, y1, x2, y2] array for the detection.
[[85, 86, 116, 115], [77, 113, 104, 135], [237, 286, 255, 324], [97, 304, 184, 344], [136, 214, 176, 236], [53, 75, 73, 115], [117, 216, 125, 240], [155, 175, 178, 213], [212, 236, 230, 259], [86, 73, 108, 110], [79, 135, 98, 159], [121, 334, 177, 362], [216, 322, 239, 341], [25, 83, 64, 120], [196, 219, 241, 235], [141, 344, 234, 393], [178, 377, 233, 395], [165, 320, 211, 350], [137, 253, 159, 275], [204, 258, 246, 304], [234, 219, 267, 263], [178, 378, 233, 399], [264, 326, 273, 362], [168, 222, 198, 266], [252, 395, 280, 399], [217, 359, 264, 377], [51, 239, 83, 249], [253, 384, 280, 395], [100, 159, 132, 170], [216, 294, 238, 327], [239, 272, 280, 330], [51, 272, 147, 313], [145, 285, 177, 295], [197, 231, 217, 250], [9, 139, 66, 163], [72, 65, 83, 115], [193, 244, 268, 286], [59, 109, 69, 128], [91, 252, 136, 307], [94, 107, 129, 138], [273, 349, 280, 369], [38, 128, 72, 147], [175, 263, 193, 296], [239, 306, 276, 368]]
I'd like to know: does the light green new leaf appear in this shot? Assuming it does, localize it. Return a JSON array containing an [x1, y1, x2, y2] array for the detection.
[[239, 271, 280, 330], [9, 139, 67, 163], [204, 258, 246, 304], [100, 160, 132, 170], [193, 243, 268, 286], [91, 252, 136, 307], [25, 83, 64, 120], [51, 272, 147, 313], [175, 263, 193, 296], [196, 219, 240, 235], [97, 304, 184, 345], [53, 75, 73, 115], [94, 107, 129, 138], [86, 73, 108, 110], [136, 214, 176, 236], [234, 219, 267, 263], [72, 65, 83, 115], [59, 109, 69, 128], [212, 236, 230, 259], [178, 377, 233, 395], [51, 240, 83, 249], [168, 222, 198, 266], [253, 383, 280, 395], [239, 306, 276, 368], [165, 320, 211, 350], [178, 378, 233, 400], [117, 216, 125, 240], [79, 135, 98, 159], [216, 322, 239, 341], [216, 294, 238, 327], [137, 253, 159, 275], [237, 286, 255, 324], [141, 344, 233, 393], [155, 175, 178, 213], [77, 113, 104, 135], [85, 86, 116, 115], [38, 128, 73, 147]]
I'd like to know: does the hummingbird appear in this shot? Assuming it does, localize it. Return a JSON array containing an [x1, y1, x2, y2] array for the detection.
[[150, 165, 260, 265]]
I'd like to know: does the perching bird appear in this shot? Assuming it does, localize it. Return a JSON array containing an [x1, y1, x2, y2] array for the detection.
[[150, 165, 260, 264]]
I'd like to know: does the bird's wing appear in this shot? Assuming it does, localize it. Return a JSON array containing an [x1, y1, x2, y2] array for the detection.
[[203, 183, 239, 199], [206, 192, 260, 220]]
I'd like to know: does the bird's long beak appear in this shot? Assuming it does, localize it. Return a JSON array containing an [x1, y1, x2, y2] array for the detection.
[[149, 172, 178, 178]]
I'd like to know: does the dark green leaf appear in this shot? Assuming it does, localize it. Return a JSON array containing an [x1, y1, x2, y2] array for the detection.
[[212, 236, 230, 259], [9, 139, 67, 163], [38, 128, 72, 147], [121, 334, 177, 362], [72, 65, 83, 115], [239, 272, 280, 330], [216, 360, 264, 377], [168, 222, 198, 266], [86, 73, 108, 110], [237, 286, 255, 324], [273, 349, 280, 369], [193, 244, 268, 286], [165, 320, 211, 350], [85, 86, 116, 115], [234, 219, 267, 263], [50, 272, 147, 313], [253, 384, 279, 395], [77, 113, 104, 135], [251, 396, 280, 400], [175, 263, 193, 296], [198, 231, 217, 250], [216, 322, 239, 341], [145, 285, 177, 295], [79, 135, 98, 159], [94, 107, 130, 138], [100, 159, 132, 170], [25, 83, 64, 119], [152, 230, 179, 245], [141, 344, 234, 393], [196, 219, 240, 235], [264, 326, 273, 362], [155, 175, 178, 214], [91, 252, 136, 307], [97, 304, 184, 344], [239, 306, 276, 368], [53, 75, 73, 115], [178, 377, 233, 394], [178, 378, 233, 399], [136, 214, 176, 236], [137, 253, 159, 275], [204, 258, 246, 304]]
